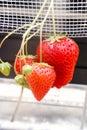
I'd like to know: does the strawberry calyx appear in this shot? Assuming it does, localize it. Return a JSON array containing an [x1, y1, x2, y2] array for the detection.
[[46, 33, 67, 43], [16, 54, 37, 60]]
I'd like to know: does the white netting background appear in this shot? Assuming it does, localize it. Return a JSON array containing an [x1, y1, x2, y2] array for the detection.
[[0, 0, 87, 37]]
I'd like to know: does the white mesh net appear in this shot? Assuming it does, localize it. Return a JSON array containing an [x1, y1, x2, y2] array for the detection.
[[0, 0, 87, 37]]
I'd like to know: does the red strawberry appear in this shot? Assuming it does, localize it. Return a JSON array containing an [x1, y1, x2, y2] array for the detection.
[[36, 37, 79, 88], [26, 63, 56, 101], [14, 55, 37, 74]]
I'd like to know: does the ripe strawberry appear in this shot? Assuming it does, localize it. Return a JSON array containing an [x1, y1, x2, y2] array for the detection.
[[14, 55, 37, 74], [26, 63, 56, 101], [36, 37, 79, 88]]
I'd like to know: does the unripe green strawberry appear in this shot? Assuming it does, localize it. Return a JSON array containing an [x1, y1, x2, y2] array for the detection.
[[22, 64, 32, 75], [0, 62, 11, 76], [15, 74, 29, 89]]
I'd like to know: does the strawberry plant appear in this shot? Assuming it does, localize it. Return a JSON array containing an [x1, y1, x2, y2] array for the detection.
[[0, 0, 79, 122]]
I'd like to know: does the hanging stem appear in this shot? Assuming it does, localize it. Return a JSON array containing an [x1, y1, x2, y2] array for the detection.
[[39, 0, 53, 62], [40, 26, 43, 63], [25, 29, 40, 44], [41, 0, 53, 25], [25, 36, 29, 55], [20, 0, 53, 57], [0, 24, 30, 48], [25, 42, 28, 55], [17, 28, 40, 56], [18, 37, 25, 56], [51, 2, 56, 38], [23, 0, 53, 50], [23, 0, 48, 39], [11, 87, 24, 122]]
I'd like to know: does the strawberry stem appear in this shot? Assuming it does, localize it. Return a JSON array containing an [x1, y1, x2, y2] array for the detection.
[[11, 87, 24, 122], [41, 0, 53, 26], [25, 43, 28, 55], [25, 36, 28, 55], [39, 0, 53, 62], [51, 3, 56, 38], [0, 24, 30, 48], [21, 0, 53, 56], [23, 0, 48, 39], [18, 28, 40, 57], [40, 26, 43, 63]]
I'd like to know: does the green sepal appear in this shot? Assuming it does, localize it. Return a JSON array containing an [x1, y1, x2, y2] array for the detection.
[[46, 33, 67, 43], [16, 54, 37, 60], [15, 74, 29, 89], [0, 62, 11, 76]]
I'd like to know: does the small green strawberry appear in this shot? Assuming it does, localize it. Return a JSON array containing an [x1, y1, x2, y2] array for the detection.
[[0, 62, 11, 76], [15, 74, 29, 89]]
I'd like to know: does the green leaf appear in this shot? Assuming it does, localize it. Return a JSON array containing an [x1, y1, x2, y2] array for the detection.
[[0, 62, 11, 76]]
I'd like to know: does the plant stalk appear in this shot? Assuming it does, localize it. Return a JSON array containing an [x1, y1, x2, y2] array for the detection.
[[17, 28, 40, 56], [40, 26, 43, 63], [23, 0, 48, 39], [51, 2, 56, 38], [42, 0, 53, 26], [22, 0, 53, 54], [25, 36, 28, 55], [11, 87, 24, 122], [0, 24, 30, 48], [39, 0, 53, 62]]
